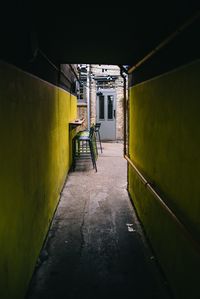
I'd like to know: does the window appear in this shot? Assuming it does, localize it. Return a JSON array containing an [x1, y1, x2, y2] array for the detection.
[[99, 95, 105, 119], [107, 95, 114, 119]]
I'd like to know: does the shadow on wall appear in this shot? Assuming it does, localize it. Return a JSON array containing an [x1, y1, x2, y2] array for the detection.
[[0, 61, 77, 299], [128, 60, 200, 299]]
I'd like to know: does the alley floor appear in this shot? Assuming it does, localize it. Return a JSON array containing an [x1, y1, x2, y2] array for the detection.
[[26, 142, 172, 299]]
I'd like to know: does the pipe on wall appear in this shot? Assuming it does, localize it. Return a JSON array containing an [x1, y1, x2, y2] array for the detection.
[[128, 10, 200, 74], [125, 155, 200, 255], [86, 64, 91, 130], [119, 65, 128, 157], [39, 49, 75, 86], [119, 64, 200, 256], [69, 64, 80, 84]]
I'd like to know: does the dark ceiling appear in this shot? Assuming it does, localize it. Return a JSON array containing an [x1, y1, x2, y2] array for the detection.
[[1, 1, 199, 67]]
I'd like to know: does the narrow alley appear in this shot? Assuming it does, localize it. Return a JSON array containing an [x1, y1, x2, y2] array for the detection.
[[26, 143, 171, 299], [1, 4, 199, 298]]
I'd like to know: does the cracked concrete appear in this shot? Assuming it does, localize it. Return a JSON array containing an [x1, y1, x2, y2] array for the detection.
[[26, 143, 172, 299]]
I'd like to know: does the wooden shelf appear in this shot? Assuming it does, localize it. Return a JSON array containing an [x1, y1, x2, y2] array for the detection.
[[69, 118, 84, 125], [69, 118, 85, 129]]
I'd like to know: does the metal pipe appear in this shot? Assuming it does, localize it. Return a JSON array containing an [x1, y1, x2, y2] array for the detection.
[[38, 49, 59, 71], [128, 10, 200, 74], [126, 84, 130, 189], [125, 155, 148, 185], [125, 154, 200, 254], [119, 66, 127, 156], [87, 64, 91, 130], [39, 49, 73, 84], [69, 64, 81, 84]]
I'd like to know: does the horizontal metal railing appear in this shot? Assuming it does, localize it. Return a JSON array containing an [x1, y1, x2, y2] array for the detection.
[[128, 11, 200, 74], [125, 154, 200, 255]]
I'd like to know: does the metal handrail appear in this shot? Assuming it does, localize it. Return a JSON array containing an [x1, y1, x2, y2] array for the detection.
[[125, 154, 200, 255], [128, 11, 200, 74]]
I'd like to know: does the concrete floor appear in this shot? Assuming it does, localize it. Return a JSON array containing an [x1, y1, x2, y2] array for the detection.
[[26, 142, 172, 299]]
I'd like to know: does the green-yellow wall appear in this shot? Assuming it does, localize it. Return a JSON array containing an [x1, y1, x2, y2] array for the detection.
[[128, 60, 200, 299], [0, 62, 77, 299]]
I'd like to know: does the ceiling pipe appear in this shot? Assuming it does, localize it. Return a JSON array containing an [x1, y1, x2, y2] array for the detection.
[[128, 10, 200, 74]]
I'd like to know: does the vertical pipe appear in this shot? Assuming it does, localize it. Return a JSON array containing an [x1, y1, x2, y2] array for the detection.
[[87, 64, 91, 130], [119, 65, 129, 189], [120, 67, 127, 156], [127, 79, 130, 190], [123, 74, 127, 156]]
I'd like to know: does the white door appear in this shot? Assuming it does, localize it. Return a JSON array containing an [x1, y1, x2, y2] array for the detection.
[[96, 90, 116, 140]]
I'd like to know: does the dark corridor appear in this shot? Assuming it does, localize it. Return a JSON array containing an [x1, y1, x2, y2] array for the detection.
[[26, 143, 171, 299], [0, 2, 200, 299]]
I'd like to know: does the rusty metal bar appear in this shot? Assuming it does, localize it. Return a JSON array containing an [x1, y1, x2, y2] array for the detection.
[[125, 154, 200, 254]]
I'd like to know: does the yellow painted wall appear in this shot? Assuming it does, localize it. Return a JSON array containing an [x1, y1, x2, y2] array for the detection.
[[0, 62, 77, 299], [128, 60, 200, 299]]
